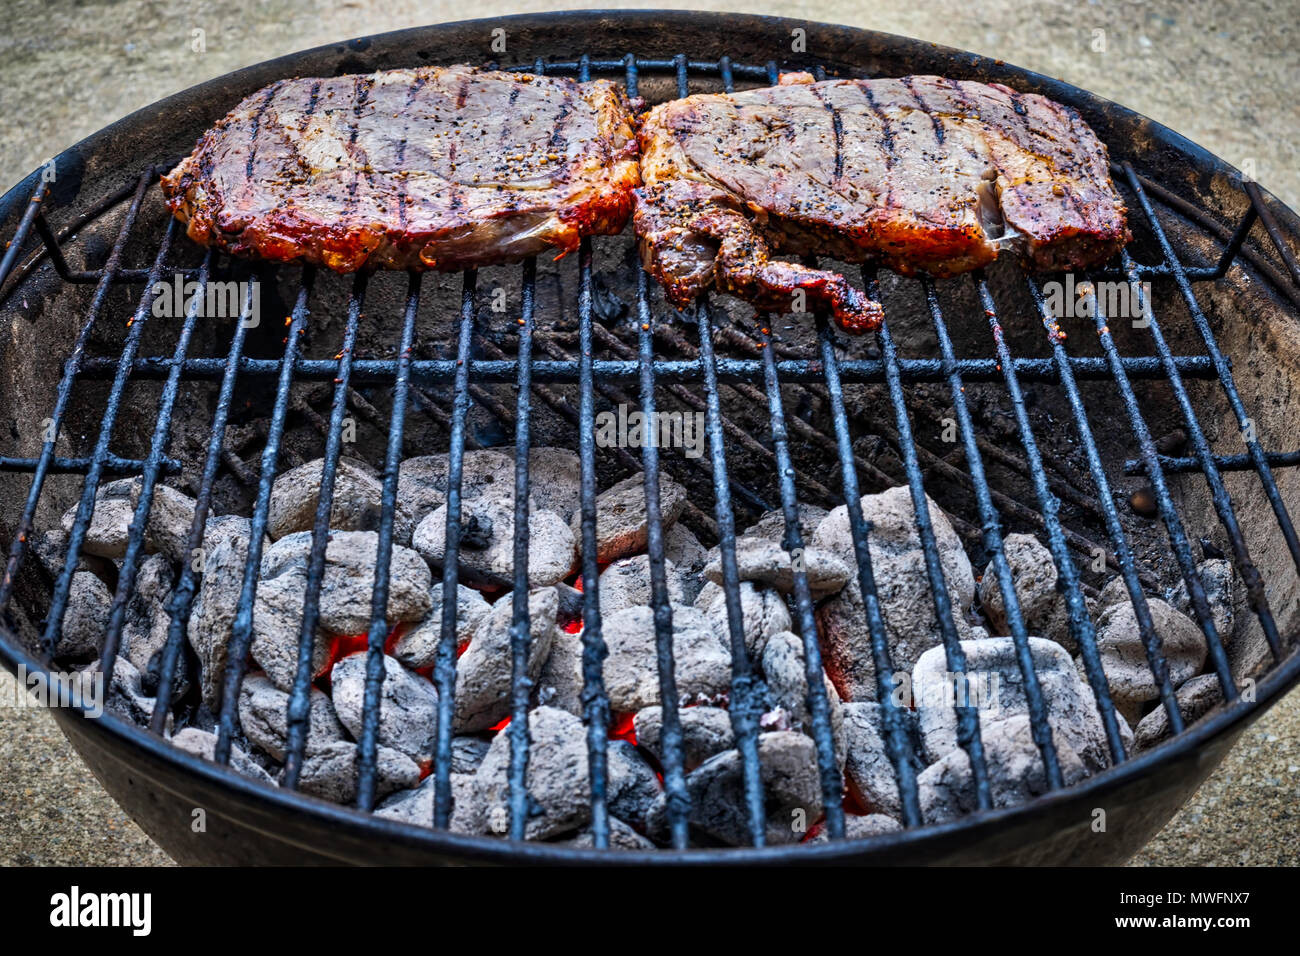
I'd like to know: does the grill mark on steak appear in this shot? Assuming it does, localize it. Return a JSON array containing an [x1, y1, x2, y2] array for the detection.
[[902, 75, 945, 145], [810, 85, 845, 182], [245, 83, 281, 182], [394, 73, 428, 231], [345, 75, 375, 212], [161, 65, 639, 272], [549, 102, 572, 160], [859, 84, 895, 211], [635, 73, 1129, 332]]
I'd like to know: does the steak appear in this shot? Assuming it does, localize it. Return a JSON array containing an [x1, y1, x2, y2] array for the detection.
[[635, 73, 1131, 332], [161, 66, 640, 272]]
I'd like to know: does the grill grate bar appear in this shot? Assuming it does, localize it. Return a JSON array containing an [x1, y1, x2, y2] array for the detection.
[[570, 53, 613, 849], [1126, 166, 1300, 589], [97, 250, 212, 680], [684, 52, 767, 848], [1021, 276, 1185, 732], [283, 272, 367, 792], [40, 217, 178, 658], [1126, 448, 1300, 475], [1113, 243, 1284, 661], [14, 257, 1237, 292], [0, 182, 48, 289], [696, 297, 768, 845], [636, 277, 691, 848], [921, 277, 1066, 788], [0, 172, 151, 612], [873, 270, 993, 810], [759, 324, 848, 837], [1244, 181, 1300, 287], [431, 271, 477, 829], [816, 317, 923, 827], [74, 354, 1229, 386], [150, 273, 262, 730], [627, 51, 690, 849], [979, 275, 1129, 765], [1072, 279, 1240, 699], [575, 233, 614, 848], [506, 258, 539, 840], [213, 270, 315, 764], [354, 273, 421, 801], [0, 454, 181, 475]]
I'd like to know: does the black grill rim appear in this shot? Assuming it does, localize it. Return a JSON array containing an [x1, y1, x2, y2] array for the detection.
[[2, 10, 1299, 864]]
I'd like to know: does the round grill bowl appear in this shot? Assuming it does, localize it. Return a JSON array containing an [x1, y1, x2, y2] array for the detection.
[[2, 11, 1299, 865]]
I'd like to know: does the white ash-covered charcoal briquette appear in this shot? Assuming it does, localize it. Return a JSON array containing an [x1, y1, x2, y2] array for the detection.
[[260, 530, 431, 636], [294, 740, 420, 805], [644, 730, 824, 846], [598, 553, 685, 618], [633, 704, 734, 772], [557, 818, 657, 850], [64, 478, 201, 564], [267, 458, 416, 545], [391, 582, 492, 670], [575, 472, 687, 564], [170, 727, 274, 785], [396, 449, 514, 524], [806, 813, 902, 842], [1168, 558, 1236, 646], [238, 673, 345, 761], [601, 604, 731, 712], [703, 537, 850, 600], [535, 626, 585, 716], [979, 532, 1076, 654], [413, 495, 575, 589], [913, 635, 1115, 773], [701, 580, 791, 658], [375, 772, 484, 833], [1090, 593, 1207, 726], [664, 521, 709, 602], [739, 504, 829, 547], [523, 447, 583, 524], [60, 570, 112, 659], [917, 715, 1088, 824], [246, 566, 330, 692], [450, 736, 492, 774], [76, 656, 170, 730], [606, 739, 663, 827], [813, 486, 976, 702], [188, 520, 257, 707], [471, 706, 593, 840], [119, 553, 174, 675], [760, 629, 846, 767], [841, 701, 914, 818], [454, 587, 557, 731], [1133, 673, 1226, 751], [330, 652, 439, 766]]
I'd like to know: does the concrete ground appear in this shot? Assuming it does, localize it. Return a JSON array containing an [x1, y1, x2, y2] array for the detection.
[[1, 0, 1297, 866]]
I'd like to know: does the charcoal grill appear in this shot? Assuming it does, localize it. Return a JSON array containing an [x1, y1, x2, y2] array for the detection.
[[2, 11, 1299, 864]]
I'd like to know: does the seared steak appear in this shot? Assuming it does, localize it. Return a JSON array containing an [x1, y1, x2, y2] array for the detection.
[[635, 73, 1130, 332], [161, 66, 640, 272]]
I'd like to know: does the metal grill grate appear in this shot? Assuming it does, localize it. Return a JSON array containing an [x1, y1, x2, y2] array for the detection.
[[1, 50, 1298, 854]]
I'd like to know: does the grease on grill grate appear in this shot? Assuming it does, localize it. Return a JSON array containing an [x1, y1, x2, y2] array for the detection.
[[1, 52, 1298, 853]]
